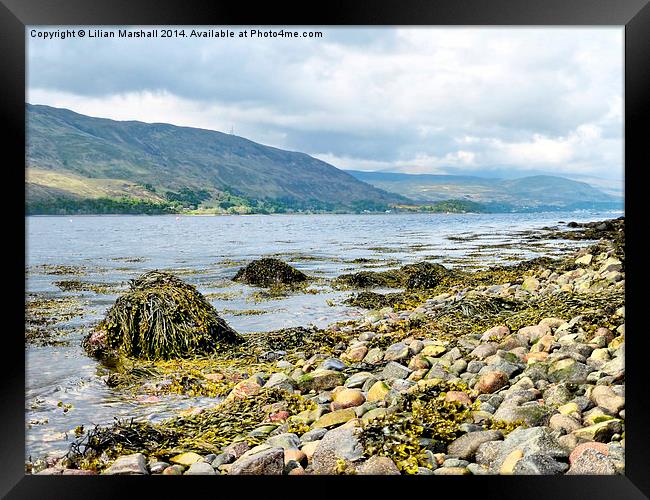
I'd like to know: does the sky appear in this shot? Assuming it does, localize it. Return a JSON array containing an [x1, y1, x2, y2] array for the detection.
[[27, 26, 624, 190]]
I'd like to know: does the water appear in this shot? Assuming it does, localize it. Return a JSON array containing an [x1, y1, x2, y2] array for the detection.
[[25, 210, 621, 460]]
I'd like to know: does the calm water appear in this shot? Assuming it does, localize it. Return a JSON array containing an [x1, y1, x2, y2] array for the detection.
[[25, 210, 621, 460]]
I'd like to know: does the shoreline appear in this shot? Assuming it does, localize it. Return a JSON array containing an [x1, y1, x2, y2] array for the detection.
[[26, 218, 625, 476]]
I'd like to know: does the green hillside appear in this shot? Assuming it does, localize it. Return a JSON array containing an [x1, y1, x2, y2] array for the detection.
[[26, 104, 407, 214]]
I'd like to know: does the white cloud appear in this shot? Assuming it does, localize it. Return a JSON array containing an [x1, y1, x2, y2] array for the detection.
[[27, 27, 623, 183]]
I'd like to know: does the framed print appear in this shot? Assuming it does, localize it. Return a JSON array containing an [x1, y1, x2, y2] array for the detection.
[[2, 0, 649, 498]]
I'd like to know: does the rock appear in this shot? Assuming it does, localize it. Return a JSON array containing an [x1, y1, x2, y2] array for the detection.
[[481, 426, 568, 473], [447, 430, 504, 460], [363, 348, 385, 365], [572, 420, 622, 442], [361, 407, 390, 423], [549, 414, 582, 434], [296, 370, 346, 393], [567, 448, 616, 474], [301, 427, 328, 443], [445, 391, 473, 407], [311, 427, 364, 474], [230, 447, 285, 475], [481, 325, 510, 342], [383, 342, 410, 362], [266, 433, 301, 450], [185, 462, 216, 475], [225, 378, 262, 402], [421, 345, 447, 357], [321, 358, 346, 371], [470, 343, 498, 359], [543, 383, 573, 407], [61, 469, 97, 475], [162, 465, 184, 475], [467, 360, 486, 373], [499, 449, 525, 474], [331, 388, 366, 410], [408, 354, 431, 371], [569, 442, 609, 464], [284, 449, 307, 466], [590, 385, 625, 414], [343, 346, 368, 363], [512, 454, 569, 475], [467, 463, 491, 475], [575, 254, 593, 266], [434, 466, 470, 475], [547, 358, 593, 384], [313, 408, 357, 428], [104, 453, 148, 475], [223, 441, 250, 459], [367, 380, 391, 402], [149, 461, 169, 474], [381, 361, 412, 380], [601, 354, 624, 378], [522, 276, 540, 291], [264, 372, 296, 392], [493, 402, 555, 427], [344, 372, 374, 388], [518, 324, 551, 344], [212, 453, 235, 467], [475, 371, 509, 394], [356, 455, 401, 475], [301, 441, 320, 462]]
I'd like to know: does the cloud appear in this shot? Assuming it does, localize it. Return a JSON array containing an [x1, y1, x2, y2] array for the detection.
[[27, 26, 623, 182]]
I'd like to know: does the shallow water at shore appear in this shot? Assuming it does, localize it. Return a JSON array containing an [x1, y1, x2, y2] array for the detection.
[[25, 210, 621, 460]]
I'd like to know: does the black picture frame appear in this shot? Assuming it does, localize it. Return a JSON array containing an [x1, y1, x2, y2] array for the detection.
[[2, 0, 648, 498]]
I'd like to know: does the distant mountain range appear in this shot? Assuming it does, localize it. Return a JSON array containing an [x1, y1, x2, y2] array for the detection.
[[25, 104, 622, 215], [346, 170, 623, 212]]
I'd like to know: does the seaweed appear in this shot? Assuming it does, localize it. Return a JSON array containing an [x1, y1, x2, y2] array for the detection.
[[65, 388, 315, 470], [84, 270, 243, 360], [233, 258, 309, 288]]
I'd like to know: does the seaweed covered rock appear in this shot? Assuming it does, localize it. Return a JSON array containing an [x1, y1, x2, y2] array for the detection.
[[335, 261, 453, 291], [83, 271, 242, 360], [401, 262, 451, 290], [233, 258, 309, 288]]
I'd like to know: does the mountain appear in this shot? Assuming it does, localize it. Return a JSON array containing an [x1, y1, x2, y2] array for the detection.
[[26, 104, 407, 214], [347, 170, 622, 211]]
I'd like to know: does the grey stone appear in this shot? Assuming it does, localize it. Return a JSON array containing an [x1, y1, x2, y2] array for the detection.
[[229, 447, 284, 475], [149, 461, 169, 474], [467, 463, 491, 475], [301, 427, 328, 442], [311, 427, 364, 474], [493, 402, 556, 427], [104, 453, 148, 475], [477, 426, 568, 473], [185, 462, 217, 475], [383, 342, 410, 362], [543, 383, 574, 407], [211, 452, 235, 467], [467, 360, 485, 374], [321, 358, 346, 371], [266, 433, 301, 450], [447, 430, 504, 460], [344, 371, 374, 388], [512, 454, 569, 475], [443, 458, 469, 468], [381, 361, 412, 380], [264, 372, 296, 392]]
